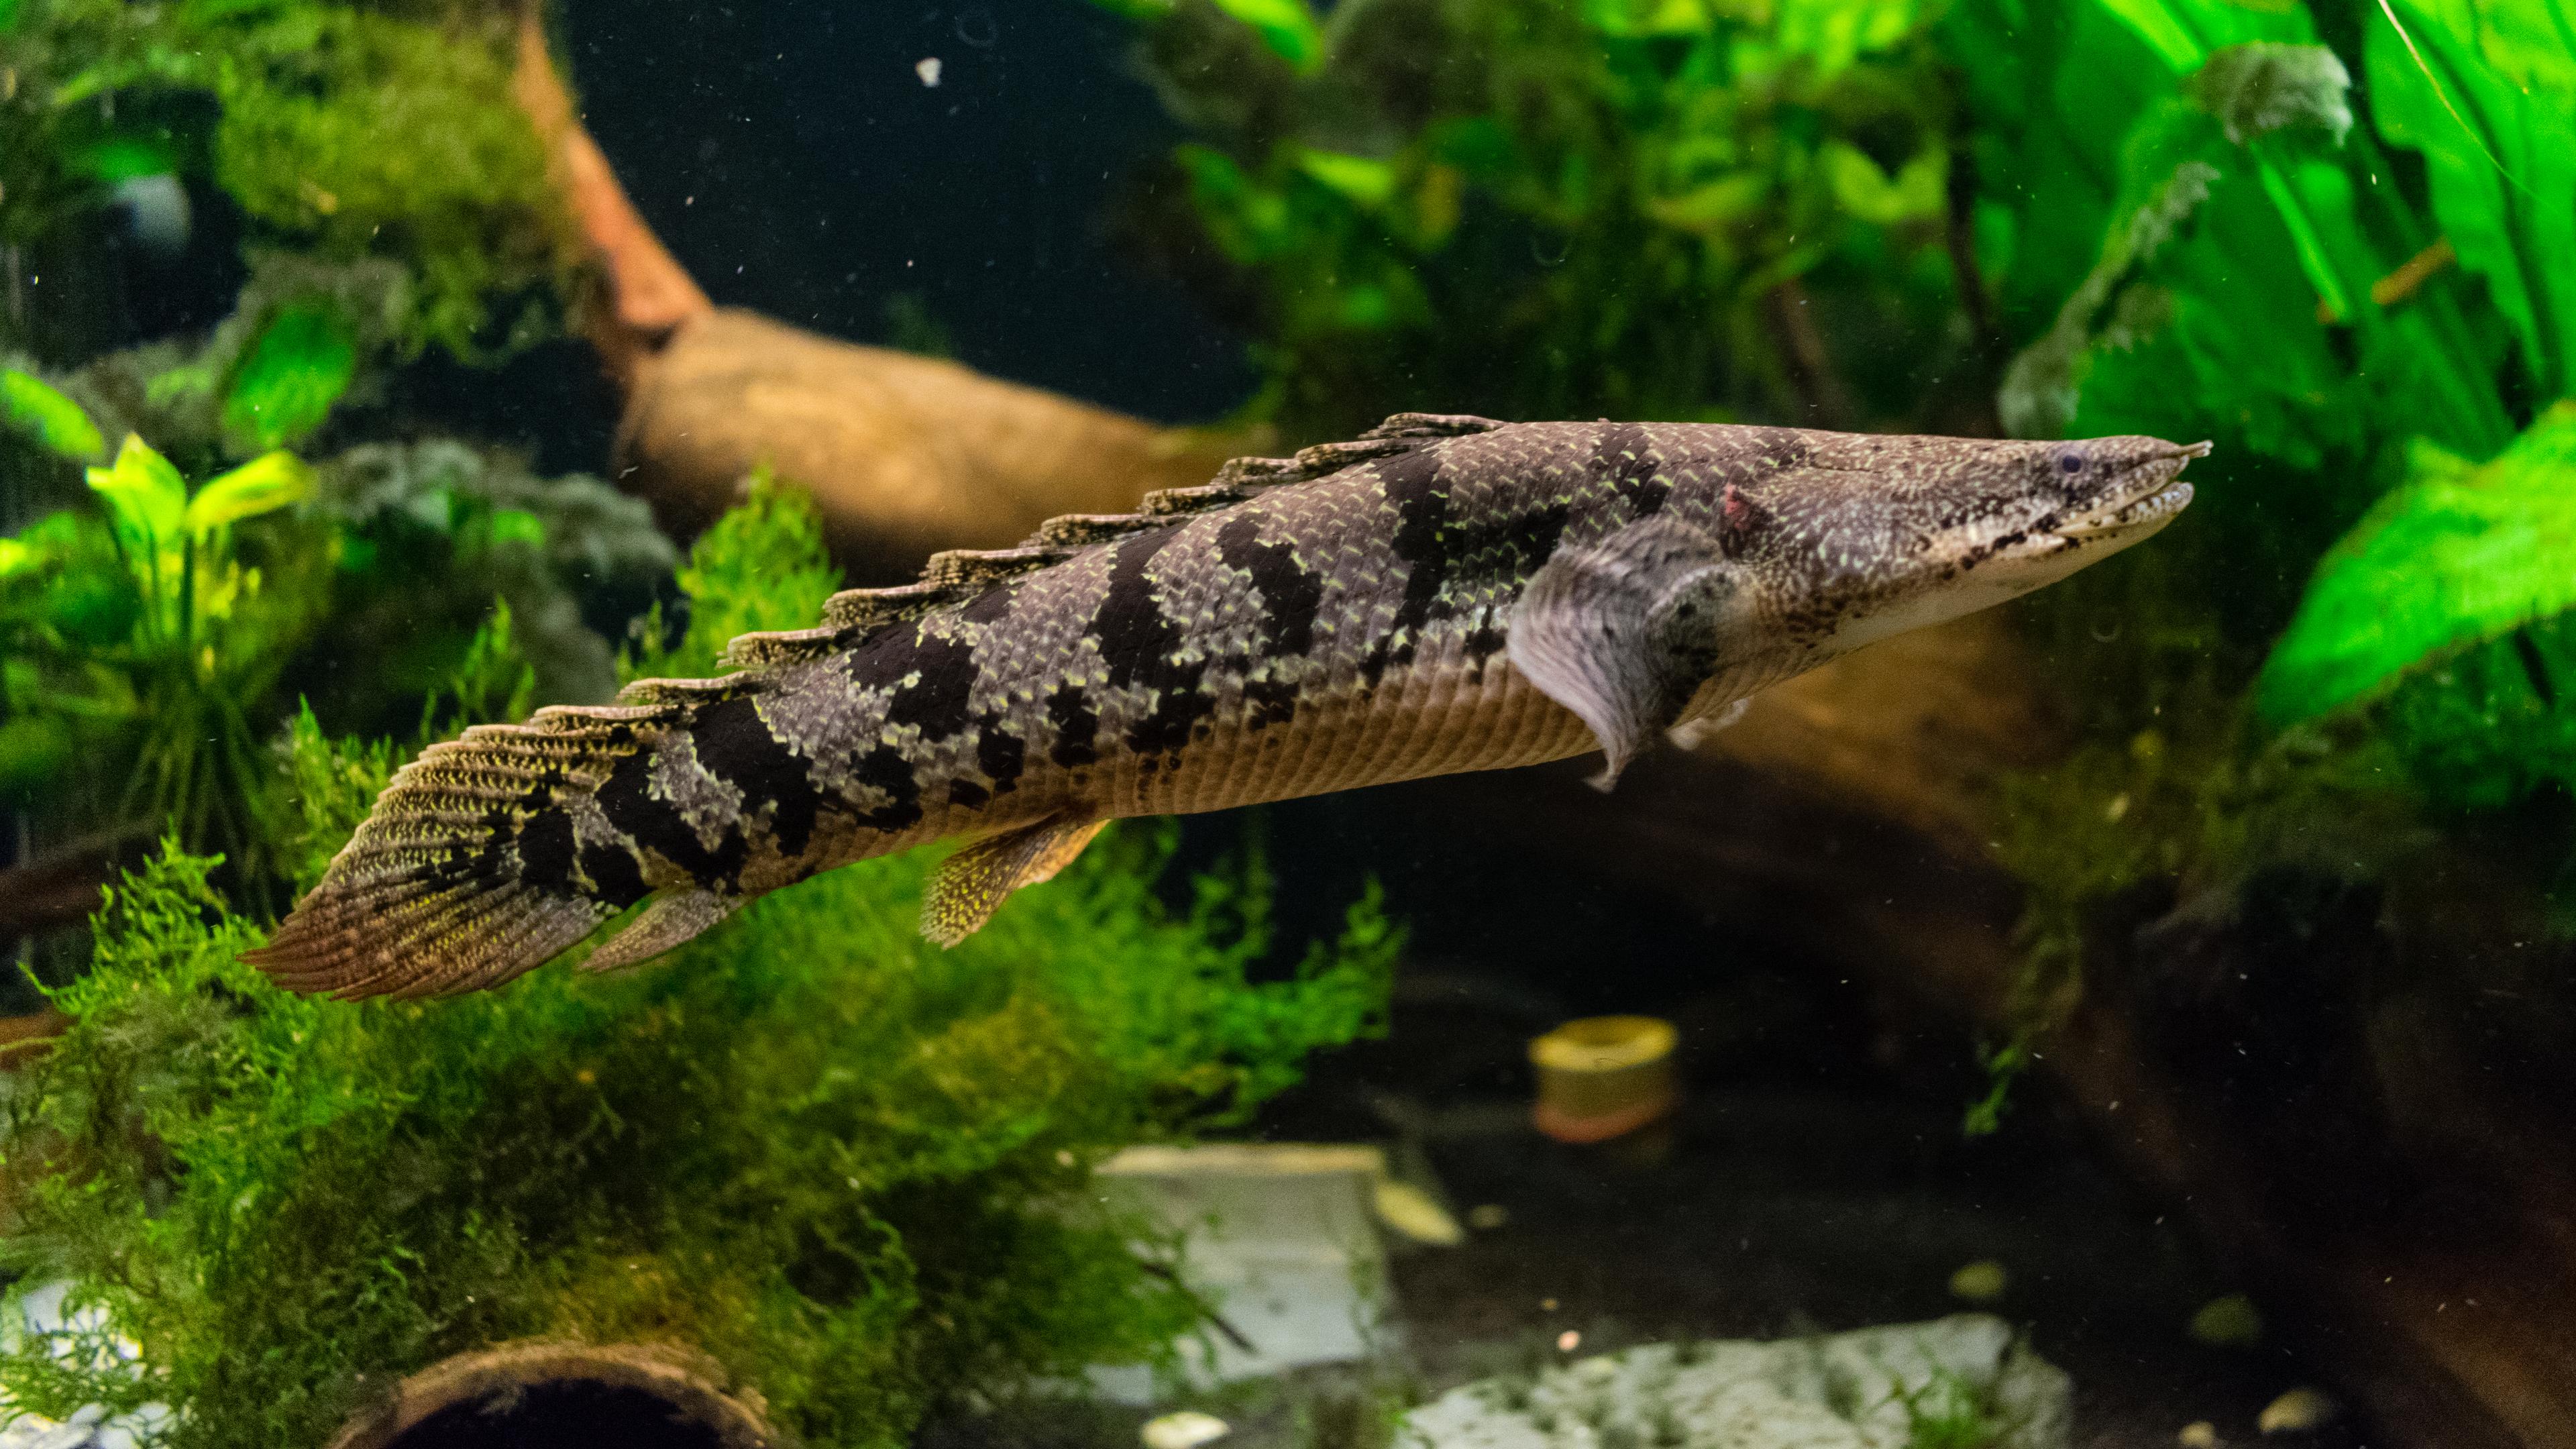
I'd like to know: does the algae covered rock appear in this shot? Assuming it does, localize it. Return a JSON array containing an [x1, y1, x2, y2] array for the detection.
[[1397, 1315, 2070, 1449]]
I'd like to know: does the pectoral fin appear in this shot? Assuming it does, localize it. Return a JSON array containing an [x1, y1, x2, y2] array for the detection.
[[582, 888, 739, 974], [922, 816, 1110, 947], [1507, 515, 1744, 790]]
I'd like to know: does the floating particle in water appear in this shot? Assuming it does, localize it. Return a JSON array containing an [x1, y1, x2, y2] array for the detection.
[[1949, 1259, 2009, 1303], [954, 6, 998, 46], [1556, 1330, 1581, 1352], [2257, 1387, 2337, 1434], [1374, 1179, 1464, 1245], [916, 56, 943, 87], [1468, 1203, 1511, 1230], [2190, 1293, 2264, 1347], [2178, 1422, 2218, 1448], [1140, 1411, 1230, 1449]]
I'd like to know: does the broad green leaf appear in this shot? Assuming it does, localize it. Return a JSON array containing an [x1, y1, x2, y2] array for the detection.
[[2096, 0, 2211, 68], [1, 370, 106, 461], [2259, 402, 2576, 723], [1174, 146, 1293, 264], [1206, 0, 1323, 70], [0, 716, 77, 803], [2379, 612, 2576, 810], [2092, 0, 2314, 72], [222, 301, 360, 450], [72, 138, 178, 185], [2367, 0, 2576, 396], [1774, 0, 1925, 76], [184, 452, 315, 535], [1294, 149, 1398, 208], [1821, 142, 1946, 226], [485, 508, 547, 549], [86, 435, 189, 559], [1585, 0, 1711, 38]]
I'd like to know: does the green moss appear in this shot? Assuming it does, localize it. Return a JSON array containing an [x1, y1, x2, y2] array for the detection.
[[1, 792, 1394, 1448], [0, 486, 1399, 1448], [202, 6, 567, 359], [623, 471, 842, 685], [1101, 0, 1968, 436], [4, 0, 566, 360]]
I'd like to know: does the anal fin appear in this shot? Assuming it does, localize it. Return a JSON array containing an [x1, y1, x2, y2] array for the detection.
[[922, 816, 1109, 947], [582, 888, 739, 974]]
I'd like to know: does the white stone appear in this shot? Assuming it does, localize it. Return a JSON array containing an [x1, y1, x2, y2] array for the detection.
[[1089, 1144, 1393, 1396], [1397, 1314, 2073, 1449], [1141, 1409, 1232, 1449]]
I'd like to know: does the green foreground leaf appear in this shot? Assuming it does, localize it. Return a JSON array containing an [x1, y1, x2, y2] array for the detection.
[[223, 301, 362, 450], [2260, 402, 2576, 722], [185, 451, 317, 535], [1, 369, 107, 462], [1207, 0, 1324, 69]]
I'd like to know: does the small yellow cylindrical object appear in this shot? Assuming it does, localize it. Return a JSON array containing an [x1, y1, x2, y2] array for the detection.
[[1530, 1015, 1678, 1143]]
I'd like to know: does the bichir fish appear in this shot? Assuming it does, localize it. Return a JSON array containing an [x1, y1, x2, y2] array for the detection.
[[251, 415, 2204, 998]]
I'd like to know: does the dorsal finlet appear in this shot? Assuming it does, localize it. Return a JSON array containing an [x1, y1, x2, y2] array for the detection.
[[1360, 412, 1506, 441], [922, 544, 1076, 590], [1028, 513, 1165, 547], [611, 675, 757, 708], [723, 626, 851, 669], [819, 580, 951, 632]]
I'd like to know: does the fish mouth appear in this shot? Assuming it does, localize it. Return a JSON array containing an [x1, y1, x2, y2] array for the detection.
[[2054, 441, 2207, 543]]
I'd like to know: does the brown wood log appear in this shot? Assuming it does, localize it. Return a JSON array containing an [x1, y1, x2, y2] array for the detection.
[[511, 8, 1254, 582], [0, 840, 116, 946], [612, 307, 1251, 582]]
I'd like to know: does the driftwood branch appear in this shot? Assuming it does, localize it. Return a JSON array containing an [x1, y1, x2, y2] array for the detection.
[[510, 7, 1254, 582]]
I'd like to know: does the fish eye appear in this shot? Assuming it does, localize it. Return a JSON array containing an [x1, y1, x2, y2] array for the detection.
[[2056, 451, 2085, 475]]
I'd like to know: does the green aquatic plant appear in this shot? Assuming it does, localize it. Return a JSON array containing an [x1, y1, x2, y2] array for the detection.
[[0, 417, 324, 876], [2261, 407, 2576, 727], [0, 365, 667, 886], [0, 818, 1395, 1449], [621, 468, 843, 685], [0, 370, 106, 462], [0, 486, 1399, 1449], [1, 0, 566, 360], [1889, 1366, 2004, 1449], [1099, 0, 1972, 435], [303, 435, 675, 730]]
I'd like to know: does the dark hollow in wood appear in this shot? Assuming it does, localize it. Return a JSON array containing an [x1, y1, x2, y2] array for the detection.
[[327, 1342, 786, 1449]]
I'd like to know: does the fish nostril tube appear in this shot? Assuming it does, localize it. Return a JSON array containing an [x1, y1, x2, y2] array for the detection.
[[1529, 1014, 1679, 1145]]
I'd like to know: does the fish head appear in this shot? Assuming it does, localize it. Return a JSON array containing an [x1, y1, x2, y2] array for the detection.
[[1718, 432, 2206, 667]]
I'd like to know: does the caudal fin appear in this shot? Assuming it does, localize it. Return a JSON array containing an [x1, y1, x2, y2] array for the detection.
[[248, 701, 686, 999]]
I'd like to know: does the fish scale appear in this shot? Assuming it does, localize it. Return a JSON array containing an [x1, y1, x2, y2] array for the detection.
[[252, 414, 2206, 998]]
